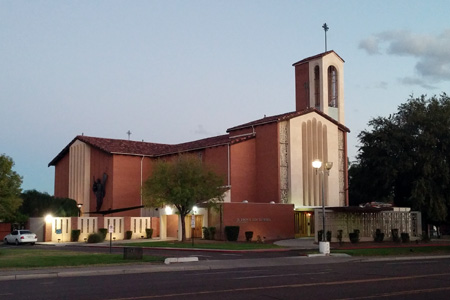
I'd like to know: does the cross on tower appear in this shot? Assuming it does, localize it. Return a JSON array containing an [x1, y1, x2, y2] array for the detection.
[[126, 130, 132, 140], [322, 23, 329, 52]]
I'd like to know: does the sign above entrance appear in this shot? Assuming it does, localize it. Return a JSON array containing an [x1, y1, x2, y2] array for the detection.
[[191, 215, 195, 228]]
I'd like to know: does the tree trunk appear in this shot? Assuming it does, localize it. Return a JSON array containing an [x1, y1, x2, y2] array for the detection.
[[180, 212, 186, 242]]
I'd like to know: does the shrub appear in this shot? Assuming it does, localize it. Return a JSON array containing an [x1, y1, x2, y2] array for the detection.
[[201, 227, 217, 240], [337, 230, 343, 244], [146, 228, 153, 239], [245, 231, 253, 242], [318, 230, 332, 242], [71, 229, 81, 242], [391, 229, 401, 243], [421, 231, 430, 242], [224, 226, 240, 241], [208, 227, 216, 240], [401, 232, 410, 243], [349, 229, 360, 243], [202, 227, 210, 240], [87, 233, 103, 243], [98, 228, 107, 241], [125, 231, 133, 240], [374, 229, 385, 242], [326, 230, 332, 242]]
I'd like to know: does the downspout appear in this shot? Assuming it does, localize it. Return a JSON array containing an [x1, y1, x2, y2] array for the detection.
[[221, 142, 231, 240], [140, 156, 144, 213], [227, 143, 231, 187]]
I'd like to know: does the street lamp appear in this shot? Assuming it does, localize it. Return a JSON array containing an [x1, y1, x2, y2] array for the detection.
[[77, 203, 83, 217], [312, 159, 333, 254]]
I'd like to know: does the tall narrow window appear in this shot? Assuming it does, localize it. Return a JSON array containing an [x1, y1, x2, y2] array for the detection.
[[328, 66, 338, 107], [314, 66, 320, 108]]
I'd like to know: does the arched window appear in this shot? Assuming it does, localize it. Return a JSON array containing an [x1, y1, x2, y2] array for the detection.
[[314, 66, 320, 108], [328, 66, 338, 108]]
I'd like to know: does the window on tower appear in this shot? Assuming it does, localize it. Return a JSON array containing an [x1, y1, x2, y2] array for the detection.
[[314, 66, 320, 108], [328, 66, 338, 108]]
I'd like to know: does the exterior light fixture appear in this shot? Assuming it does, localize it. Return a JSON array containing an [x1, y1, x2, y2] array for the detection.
[[45, 214, 53, 223], [312, 159, 333, 255], [77, 203, 83, 217], [192, 206, 198, 214], [165, 206, 173, 215]]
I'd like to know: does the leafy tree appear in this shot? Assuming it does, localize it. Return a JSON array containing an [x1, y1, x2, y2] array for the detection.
[[349, 94, 450, 225], [0, 154, 23, 221], [20, 190, 79, 217], [143, 154, 227, 242]]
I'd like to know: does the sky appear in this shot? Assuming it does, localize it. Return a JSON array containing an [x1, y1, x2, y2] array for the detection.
[[1, 1, 449, 195]]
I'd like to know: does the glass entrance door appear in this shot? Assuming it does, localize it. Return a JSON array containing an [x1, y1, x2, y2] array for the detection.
[[295, 211, 314, 237]]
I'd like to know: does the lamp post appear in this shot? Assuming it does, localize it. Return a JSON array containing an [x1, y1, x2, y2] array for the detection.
[[312, 159, 333, 254], [77, 203, 83, 217]]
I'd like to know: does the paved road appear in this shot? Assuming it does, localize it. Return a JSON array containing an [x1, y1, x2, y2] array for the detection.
[[1, 256, 450, 299]]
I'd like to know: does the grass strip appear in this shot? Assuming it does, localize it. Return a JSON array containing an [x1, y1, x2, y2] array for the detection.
[[333, 246, 450, 256], [0, 248, 165, 269], [121, 241, 284, 250]]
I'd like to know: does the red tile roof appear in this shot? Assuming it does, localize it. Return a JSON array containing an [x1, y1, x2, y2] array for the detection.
[[292, 50, 344, 66], [226, 108, 350, 133], [48, 133, 254, 166], [49, 107, 349, 167]]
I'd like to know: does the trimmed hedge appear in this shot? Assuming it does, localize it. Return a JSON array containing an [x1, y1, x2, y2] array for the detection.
[[71, 229, 81, 242], [87, 233, 103, 243], [224, 226, 240, 241], [98, 228, 107, 241]]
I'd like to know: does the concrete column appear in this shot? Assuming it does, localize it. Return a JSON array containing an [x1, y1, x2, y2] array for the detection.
[[159, 215, 167, 239]]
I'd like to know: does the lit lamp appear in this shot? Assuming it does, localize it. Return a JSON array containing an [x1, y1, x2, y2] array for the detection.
[[77, 203, 83, 217], [312, 159, 333, 255]]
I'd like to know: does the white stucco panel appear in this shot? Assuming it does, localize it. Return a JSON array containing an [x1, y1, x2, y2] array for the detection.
[[288, 112, 341, 209]]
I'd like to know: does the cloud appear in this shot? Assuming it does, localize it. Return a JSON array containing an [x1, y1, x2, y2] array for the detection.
[[359, 29, 450, 87], [358, 36, 381, 55], [399, 77, 436, 90], [375, 81, 388, 89], [193, 124, 210, 135]]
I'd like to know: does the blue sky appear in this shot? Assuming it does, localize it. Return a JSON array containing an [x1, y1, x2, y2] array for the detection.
[[1, 1, 449, 195]]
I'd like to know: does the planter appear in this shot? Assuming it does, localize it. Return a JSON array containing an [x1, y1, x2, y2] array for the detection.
[[319, 241, 330, 255]]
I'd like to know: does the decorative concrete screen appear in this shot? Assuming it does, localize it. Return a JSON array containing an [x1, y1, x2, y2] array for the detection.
[[314, 208, 422, 242]]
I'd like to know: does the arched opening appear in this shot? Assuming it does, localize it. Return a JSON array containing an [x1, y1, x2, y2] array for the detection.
[[328, 66, 338, 108], [314, 66, 320, 108]]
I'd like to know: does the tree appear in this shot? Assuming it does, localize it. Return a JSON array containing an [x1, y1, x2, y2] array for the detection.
[[20, 190, 78, 217], [349, 94, 450, 225], [0, 154, 23, 221], [143, 154, 227, 242]]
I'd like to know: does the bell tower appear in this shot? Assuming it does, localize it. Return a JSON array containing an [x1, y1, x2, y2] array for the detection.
[[292, 51, 345, 124]]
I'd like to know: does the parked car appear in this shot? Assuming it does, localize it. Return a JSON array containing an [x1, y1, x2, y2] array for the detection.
[[4, 230, 37, 245]]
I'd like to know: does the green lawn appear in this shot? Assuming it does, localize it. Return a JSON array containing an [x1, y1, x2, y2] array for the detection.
[[0, 248, 165, 269], [333, 246, 450, 256], [121, 241, 284, 250]]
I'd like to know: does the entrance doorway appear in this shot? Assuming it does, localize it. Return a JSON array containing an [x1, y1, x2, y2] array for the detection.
[[193, 215, 203, 238], [185, 215, 203, 238], [294, 211, 314, 238]]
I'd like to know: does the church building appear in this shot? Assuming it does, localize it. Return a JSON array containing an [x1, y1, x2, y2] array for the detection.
[[48, 50, 349, 242]]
